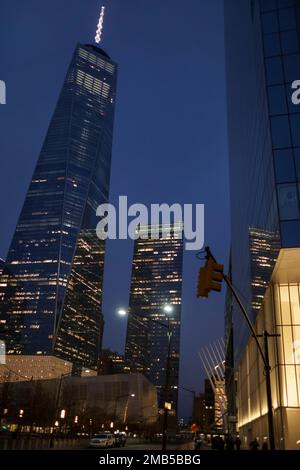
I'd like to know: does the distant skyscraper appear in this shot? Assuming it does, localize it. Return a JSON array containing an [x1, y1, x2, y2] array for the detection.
[[98, 349, 125, 375], [125, 224, 183, 412], [192, 379, 215, 433], [0, 44, 117, 371]]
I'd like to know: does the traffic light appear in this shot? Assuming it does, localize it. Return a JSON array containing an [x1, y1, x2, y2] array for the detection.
[[197, 265, 209, 298], [197, 257, 224, 298]]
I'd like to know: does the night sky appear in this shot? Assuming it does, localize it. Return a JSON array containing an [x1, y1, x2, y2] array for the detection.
[[0, 0, 229, 420]]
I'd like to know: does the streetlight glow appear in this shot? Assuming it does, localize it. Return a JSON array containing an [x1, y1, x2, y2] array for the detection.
[[163, 304, 173, 314], [117, 308, 127, 317]]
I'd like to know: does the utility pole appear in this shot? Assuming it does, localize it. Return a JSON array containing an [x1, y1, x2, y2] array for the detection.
[[162, 316, 172, 452]]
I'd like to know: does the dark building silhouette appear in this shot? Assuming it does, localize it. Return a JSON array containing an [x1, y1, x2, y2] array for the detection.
[[98, 349, 125, 375], [192, 379, 215, 433]]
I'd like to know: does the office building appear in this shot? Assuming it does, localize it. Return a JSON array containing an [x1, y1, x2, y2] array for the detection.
[[0, 44, 117, 372], [192, 379, 215, 433], [98, 349, 125, 375], [125, 223, 183, 413], [225, 0, 300, 448]]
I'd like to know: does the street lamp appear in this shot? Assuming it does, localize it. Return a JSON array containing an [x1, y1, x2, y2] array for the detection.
[[117, 308, 127, 317], [163, 305, 173, 314], [161, 305, 173, 452], [117, 304, 174, 451], [112, 393, 136, 427]]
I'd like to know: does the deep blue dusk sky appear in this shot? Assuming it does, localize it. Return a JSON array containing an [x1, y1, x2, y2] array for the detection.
[[0, 0, 229, 419]]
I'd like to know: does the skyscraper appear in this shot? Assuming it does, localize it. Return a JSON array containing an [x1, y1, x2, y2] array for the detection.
[[125, 224, 183, 413], [0, 44, 117, 371], [225, 0, 300, 448], [225, 0, 300, 355]]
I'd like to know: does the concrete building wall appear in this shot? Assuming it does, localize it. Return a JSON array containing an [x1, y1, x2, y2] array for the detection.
[[0, 372, 158, 431], [0, 355, 73, 383]]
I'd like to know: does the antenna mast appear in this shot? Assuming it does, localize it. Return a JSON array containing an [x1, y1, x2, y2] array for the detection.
[[95, 5, 106, 44]]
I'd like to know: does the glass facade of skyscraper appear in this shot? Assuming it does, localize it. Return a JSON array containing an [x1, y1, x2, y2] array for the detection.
[[225, 0, 300, 358], [0, 44, 117, 370], [125, 224, 183, 412]]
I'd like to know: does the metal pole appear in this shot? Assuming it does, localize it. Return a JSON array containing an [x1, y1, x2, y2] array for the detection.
[[257, 331, 278, 451], [222, 275, 267, 367], [162, 318, 172, 451], [49, 373, 64, 449], [129, 309, 171, 450]]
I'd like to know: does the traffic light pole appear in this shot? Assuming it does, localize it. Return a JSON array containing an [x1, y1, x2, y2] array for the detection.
[[204, 247, 276, 450], [162, 317, 172, 452], [128, 310, 172, 451], [257, 331, 280, 451]]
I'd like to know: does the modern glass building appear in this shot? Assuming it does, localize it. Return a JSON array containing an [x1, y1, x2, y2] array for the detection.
[[225, 0, 300, 356], [225, 0, 300, 448], [125, 224, 183, 413], [0, 44, 117, 371]]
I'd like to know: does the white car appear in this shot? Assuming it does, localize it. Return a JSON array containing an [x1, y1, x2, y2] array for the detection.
[[89, 433, 115, 448]]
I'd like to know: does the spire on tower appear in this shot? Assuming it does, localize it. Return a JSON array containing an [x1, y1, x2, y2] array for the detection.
[[95, 5, 106, 44]]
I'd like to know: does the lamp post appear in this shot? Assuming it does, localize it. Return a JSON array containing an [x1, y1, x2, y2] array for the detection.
[[117, 304, 173, 451]]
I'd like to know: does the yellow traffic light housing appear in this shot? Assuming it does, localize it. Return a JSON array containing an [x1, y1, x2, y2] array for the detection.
[[196, 257, 224, 298], [197, 266, 209, 298]]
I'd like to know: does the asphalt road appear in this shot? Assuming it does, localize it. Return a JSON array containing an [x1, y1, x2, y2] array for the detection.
[[86, 441, 195, 451]]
